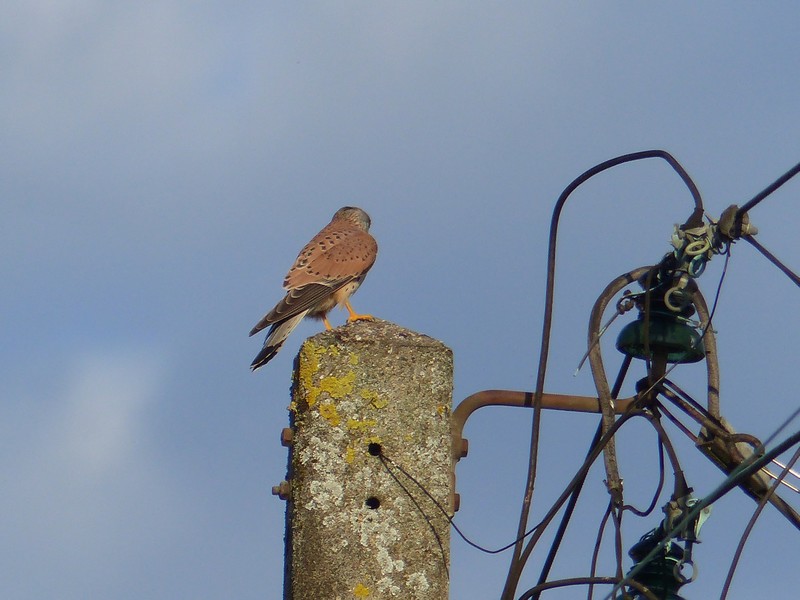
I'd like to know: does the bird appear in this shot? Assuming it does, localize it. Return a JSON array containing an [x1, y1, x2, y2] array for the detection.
[[249, 206, 378, 370]]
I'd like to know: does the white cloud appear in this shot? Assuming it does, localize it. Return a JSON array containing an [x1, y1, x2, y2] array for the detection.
[[59, 349, 162, 476], [0, 347, 196, 597]]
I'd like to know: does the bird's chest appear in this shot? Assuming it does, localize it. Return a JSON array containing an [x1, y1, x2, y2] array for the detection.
[[331, 280, 362, 306]]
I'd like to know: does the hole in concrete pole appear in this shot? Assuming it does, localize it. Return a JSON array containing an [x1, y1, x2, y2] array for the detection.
[[367, 443, 382, 456], [365, 496, 380, 509]]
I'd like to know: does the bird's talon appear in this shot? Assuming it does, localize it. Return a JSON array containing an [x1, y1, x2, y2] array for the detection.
[[347, 313, 374, 323]]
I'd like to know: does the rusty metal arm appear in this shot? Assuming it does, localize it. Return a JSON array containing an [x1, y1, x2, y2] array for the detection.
[[451, 390, 636, 464]]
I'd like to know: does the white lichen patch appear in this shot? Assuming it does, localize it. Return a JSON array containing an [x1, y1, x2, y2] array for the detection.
[[298, 430, 347, 468], [306, 479, 344, 511], [376, 547, 405, 574], [350, 462, 384, 491], [355, 509, 400, 548], [406, 571, 430, 593], [376, 576, 401, 596]]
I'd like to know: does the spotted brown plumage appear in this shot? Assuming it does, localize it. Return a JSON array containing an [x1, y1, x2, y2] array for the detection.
[[249, 206, 378, 370]]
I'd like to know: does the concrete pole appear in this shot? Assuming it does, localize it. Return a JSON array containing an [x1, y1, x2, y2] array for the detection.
[[280, 319, 453, 600]]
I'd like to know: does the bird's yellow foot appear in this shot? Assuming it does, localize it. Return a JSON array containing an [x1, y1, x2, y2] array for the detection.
[[322, 316, 334, 331], [345, 300, 374, 322], [347, 313, 374, 323]]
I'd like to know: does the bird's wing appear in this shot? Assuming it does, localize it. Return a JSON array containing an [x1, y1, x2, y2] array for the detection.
[[284, 228, 377, 289], [248, 280, 357, 337]]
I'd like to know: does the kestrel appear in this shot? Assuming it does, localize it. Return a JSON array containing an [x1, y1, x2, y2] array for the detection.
[[249, 206, 378, 370]]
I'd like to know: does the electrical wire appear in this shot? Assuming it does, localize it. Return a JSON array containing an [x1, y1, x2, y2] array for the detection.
[[587, 500, 614, 600], [742, 234, 800, 288], [529, 424, 602, 600], [531, 229, 730, 598], [379, 435, 627, 559], [377, 408, 647, 571], [582, 241, 726, 598], [656, 389, 800, 531], [504, 150, 703, 600], [733, 159, 800, 287], [602, 245, 799, 598], [508, 409, 645, 596], [622, 437, 665, 518], [517, 576, 660, 600], [735, 159, 800, 222], [528, 353, 635, 600], [661, 379, 724, 430], [485, 153, 799, 598], [513, 155, 799, 600], [719, 444, 800, 600], [379, 451, 545, 555], [588, 267, 654, 507], [604, 424, 800, 600], [375, 452, 449, 576], [611, 505, 625, 582]]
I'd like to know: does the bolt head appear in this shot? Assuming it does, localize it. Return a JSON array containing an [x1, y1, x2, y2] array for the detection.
[[280, 428, 294, 447], [272, 480, 291, 501]]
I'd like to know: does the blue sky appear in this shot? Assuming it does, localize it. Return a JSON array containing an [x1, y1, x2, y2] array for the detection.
[[2, 3, 799, 598]]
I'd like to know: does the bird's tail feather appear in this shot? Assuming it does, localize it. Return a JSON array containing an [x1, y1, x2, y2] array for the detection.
[[250, 312, 307, 370]]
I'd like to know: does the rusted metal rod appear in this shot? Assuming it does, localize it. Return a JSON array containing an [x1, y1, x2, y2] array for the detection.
[[451, 390, 636, 463]]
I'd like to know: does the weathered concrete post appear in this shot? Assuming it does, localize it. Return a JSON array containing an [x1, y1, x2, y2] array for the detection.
[[281, 319, 453, 599]]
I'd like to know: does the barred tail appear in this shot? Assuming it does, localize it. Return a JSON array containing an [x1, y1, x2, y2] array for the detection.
[[250, 312, 307, 370]]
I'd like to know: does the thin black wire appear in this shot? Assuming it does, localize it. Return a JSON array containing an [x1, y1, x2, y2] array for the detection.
[[610, 505, 625, 581], [505, 150, 703, 600], [733, 158, 800, 284], [735, 159, 800, 220], [379, 452, 545, 555], [529, 356, 633, 600], [604, 425, 800, 600], [623, 437, 665, 518], [704, 244, 730, 330], [587, 500, 614, 600], [529, 424, 602, 600], [376, 453, 449, 576], [655, 399, 701, 446], [379, 409, 643, 562], [719, 444, 800, 600], [743, 235, 800, 288], [508, 409, 643, 597], [648, 412, 689, 500], [517, 576, 660, 600]]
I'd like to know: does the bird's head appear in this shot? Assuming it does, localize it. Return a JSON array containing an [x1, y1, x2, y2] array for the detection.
[[333, 206, 371, 231]]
